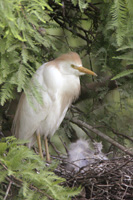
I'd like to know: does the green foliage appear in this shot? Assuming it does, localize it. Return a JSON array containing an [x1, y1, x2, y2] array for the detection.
[[89, 0, 133, 80], [0, 0, 61, 105], [0, 0, 133, 105], [110, 0, 128, 46], [112, 69, 133, 80], [0, 0, 132, 158], [0, 137, 80, 200], [71, 0, 90, 11], [107, 0, 133, 78]]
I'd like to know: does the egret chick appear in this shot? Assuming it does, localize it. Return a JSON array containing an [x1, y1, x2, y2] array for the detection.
[[67, 139, 108, 172]]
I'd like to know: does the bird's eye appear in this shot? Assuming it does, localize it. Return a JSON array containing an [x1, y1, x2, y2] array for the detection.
[[71, 64, 78, 69]]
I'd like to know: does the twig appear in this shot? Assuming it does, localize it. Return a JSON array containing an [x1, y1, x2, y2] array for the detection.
[[70, 118, 133, 157], [110, 128, 133, 143], [102, 121, 133, 143], [49, 141, 61, 157], [59, 136, 69, 155], [4, 181, 12, 200], [81, 75, 112, 92], [55, 156, 133, 199]]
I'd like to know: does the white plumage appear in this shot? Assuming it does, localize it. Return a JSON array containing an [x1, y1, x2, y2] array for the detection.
[[67, 139, 108, 172], [66, 139, 94, 172], [12, 52, 97, 160]]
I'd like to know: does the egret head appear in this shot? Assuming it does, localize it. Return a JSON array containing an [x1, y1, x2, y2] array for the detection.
[[56, 52, 97, 76]]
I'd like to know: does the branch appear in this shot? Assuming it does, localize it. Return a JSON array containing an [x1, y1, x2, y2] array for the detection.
[[70, 119, 133, 157], [81, 76, 113, 92], [103, 122, 133, 143], [49, 141, 62, 157], [48, 1, 99, 45], [59, 136, 69, 155], [4, 181, 12, 200], [53, 17, 89, 42], [78, 76, 118, 102]]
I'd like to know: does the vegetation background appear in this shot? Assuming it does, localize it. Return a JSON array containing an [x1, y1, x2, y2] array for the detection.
[[0, 0, 133, 199]]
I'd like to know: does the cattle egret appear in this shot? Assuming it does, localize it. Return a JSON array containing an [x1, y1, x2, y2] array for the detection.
[[12, 52, 97, 162]]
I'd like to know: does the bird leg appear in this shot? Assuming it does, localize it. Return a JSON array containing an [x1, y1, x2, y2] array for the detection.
[[36, 133, 43, 159], [44, 136, 51, 163]]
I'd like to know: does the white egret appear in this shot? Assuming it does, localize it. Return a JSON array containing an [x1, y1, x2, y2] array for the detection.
[[12, 52, 97, 162]]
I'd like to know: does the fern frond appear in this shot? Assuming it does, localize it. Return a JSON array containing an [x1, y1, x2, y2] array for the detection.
[[126, 0, 133, 17], [0, 0, 64, 105], [17, 17, 26, 31], [8, 21, 25, 41], [111, 69, 133, 80], [110, 0, 128, 46], [31, 10, 46, 23], [117, 44, 133, 51], [21, 47, 29, 64], [1, 55, 10, 79], [0, 165, 7, 182], [0, 82, 15, 105], [113, 51, 133, 62], [0, 137, 81, 200], [16, 65, 29, 92]]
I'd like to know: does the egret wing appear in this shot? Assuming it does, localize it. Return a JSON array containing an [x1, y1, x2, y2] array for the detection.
[[12, 63, 59, 146]]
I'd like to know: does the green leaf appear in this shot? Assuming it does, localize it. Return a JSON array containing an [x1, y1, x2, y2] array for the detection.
[[111, 69, 133, 80], [78, 0, 88, 11], [21, 48, 29, 64], [71, 0, 78, 6], [0, 137, 80, 200], [110, 0, 128, 46], [0, 143, 7, 155], [0, 167, 7, 183], [0, 82, 15, 105]]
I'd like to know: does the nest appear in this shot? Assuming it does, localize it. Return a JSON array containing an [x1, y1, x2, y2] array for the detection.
[[55, 156, 133, 200]]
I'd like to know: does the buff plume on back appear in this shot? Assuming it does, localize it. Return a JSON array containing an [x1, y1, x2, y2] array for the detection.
[[12, 52, 97, 160]]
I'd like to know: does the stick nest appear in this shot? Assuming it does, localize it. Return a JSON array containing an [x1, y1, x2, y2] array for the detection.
[[55, 156, 133, 200]]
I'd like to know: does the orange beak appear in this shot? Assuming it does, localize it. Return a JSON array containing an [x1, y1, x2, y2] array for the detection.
[[72, 65, 97, 76]]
